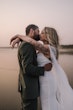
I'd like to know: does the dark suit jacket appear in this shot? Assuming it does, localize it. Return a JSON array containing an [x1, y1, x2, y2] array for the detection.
[[18, 41, 44, 101]]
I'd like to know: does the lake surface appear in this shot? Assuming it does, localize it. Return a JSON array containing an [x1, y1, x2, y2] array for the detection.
[[0, 48, 73, 110]]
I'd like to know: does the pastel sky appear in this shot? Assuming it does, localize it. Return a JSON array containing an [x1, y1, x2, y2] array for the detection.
[[0, 0, 73, 46]]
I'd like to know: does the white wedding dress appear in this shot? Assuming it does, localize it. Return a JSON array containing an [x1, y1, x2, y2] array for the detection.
[[37, 44, 73, 110]]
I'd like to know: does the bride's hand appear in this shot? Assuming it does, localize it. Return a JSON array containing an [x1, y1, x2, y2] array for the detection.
[[10, 37, 20, 48], [10, 34, 20, 45]]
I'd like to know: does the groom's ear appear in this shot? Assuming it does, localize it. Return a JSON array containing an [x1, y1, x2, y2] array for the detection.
[[30, 28, 34, 32], [30, 29, 34, 36]]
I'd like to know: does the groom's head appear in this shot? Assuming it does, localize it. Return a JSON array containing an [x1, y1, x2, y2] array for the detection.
[[25, 24, 40, 41]]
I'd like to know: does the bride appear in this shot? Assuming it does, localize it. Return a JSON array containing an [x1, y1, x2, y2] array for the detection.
[[10, 27, 73, 110]]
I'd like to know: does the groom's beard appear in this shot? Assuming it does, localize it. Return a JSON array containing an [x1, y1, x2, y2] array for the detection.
[[33, 35, 40, 41]]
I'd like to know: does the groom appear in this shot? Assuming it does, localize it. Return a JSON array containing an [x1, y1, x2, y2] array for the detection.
[[10, 24, 52, 110]]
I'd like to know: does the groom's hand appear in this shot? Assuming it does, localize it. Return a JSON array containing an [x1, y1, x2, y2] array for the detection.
[[44, 63, 52, 71]]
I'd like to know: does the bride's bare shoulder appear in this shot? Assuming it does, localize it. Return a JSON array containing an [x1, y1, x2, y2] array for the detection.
[[37, 40, 44, 44]]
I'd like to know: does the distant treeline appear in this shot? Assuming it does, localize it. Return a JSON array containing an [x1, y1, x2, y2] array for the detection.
[[0, 45, 73, 49], [0, 47, 17, 48], [60, 45, 73, 49]]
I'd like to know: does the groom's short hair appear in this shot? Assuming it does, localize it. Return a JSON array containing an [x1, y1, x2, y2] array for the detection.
[[25, 24, 38, 35]]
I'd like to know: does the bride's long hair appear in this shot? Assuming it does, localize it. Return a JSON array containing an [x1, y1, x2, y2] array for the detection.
[[44, 27, 59, 59]]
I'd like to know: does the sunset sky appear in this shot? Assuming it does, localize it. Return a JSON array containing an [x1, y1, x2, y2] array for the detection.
[[0, 0, 73, 46]]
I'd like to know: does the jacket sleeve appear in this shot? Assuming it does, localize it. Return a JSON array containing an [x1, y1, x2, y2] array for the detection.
[[19, 43, 44, 77]]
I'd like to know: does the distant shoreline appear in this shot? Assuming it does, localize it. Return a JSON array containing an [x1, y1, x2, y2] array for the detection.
[[59, 45, 73, 54], [59, 48, 73, 54], [0, 46, 73, 54], [0, 44, 73, 49], [0, 47, 17, 49], [60, 45, 73, 49]]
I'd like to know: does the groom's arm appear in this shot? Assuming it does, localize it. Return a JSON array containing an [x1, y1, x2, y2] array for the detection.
[[19, 42, 52, 77]]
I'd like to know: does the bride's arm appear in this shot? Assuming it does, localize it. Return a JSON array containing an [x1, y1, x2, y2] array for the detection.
[[10, 34, 50, 55], [18, 35, 50, 55]]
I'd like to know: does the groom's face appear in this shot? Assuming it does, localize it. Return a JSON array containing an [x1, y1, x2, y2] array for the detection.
[[33, 28, 40, 41]]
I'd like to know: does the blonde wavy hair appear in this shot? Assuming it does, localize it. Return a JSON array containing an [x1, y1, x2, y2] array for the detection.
[[44, 27, 59, 59]]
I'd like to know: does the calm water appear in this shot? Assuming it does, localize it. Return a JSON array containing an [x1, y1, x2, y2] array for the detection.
[[0, 48, 73, 110]]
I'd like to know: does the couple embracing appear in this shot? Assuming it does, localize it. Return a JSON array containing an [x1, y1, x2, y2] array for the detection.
[[10, 24, 73, 110]]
